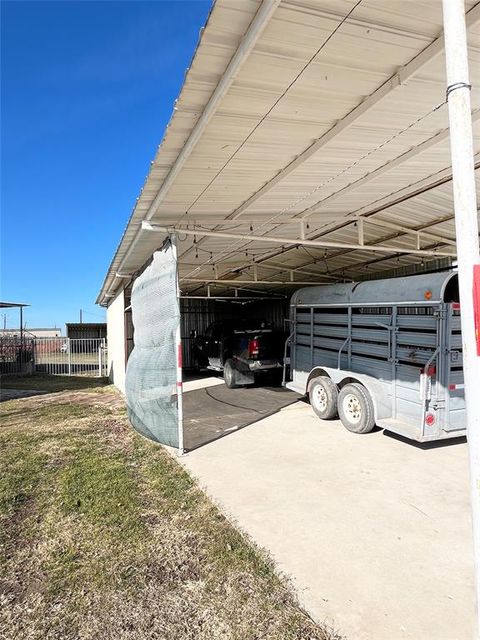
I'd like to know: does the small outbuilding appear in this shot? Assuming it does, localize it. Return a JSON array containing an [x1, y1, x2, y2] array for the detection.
[[66, 323, 107, 340]]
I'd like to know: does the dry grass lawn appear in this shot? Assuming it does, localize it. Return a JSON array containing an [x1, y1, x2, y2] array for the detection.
[[0, 375, 337, 640]]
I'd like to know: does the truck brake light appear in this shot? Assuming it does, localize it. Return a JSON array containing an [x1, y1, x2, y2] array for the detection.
[[248, 338, 259, 357]]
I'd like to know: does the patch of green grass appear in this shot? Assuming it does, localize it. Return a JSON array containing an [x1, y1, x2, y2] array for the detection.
[[1, 373, 110, 392], [36, 402, 103, 421], [59, 445, 143, 538], [0, 383, 335, 640], [0, 433, 47, 526], [135, 441, 200, 514]]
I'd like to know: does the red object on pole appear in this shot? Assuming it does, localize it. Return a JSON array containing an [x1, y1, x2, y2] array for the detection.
[[473, 264, 480, 356], [177, 342, 183, 369]]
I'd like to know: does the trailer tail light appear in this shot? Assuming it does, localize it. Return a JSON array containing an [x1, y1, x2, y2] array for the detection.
[[248, 338, 259, 358], [425, 413, 436, 427]]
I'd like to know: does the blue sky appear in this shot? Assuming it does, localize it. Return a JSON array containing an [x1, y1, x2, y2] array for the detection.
[[1, 0, 210, 331]]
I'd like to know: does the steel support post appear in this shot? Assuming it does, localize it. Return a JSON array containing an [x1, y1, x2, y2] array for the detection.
[[442, 1, 480, 635], [171, 234, 184, 455]]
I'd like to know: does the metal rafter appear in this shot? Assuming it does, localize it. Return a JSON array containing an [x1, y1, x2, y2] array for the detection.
[[142, 221, 455, 257], [298, 116, 480, 219], [203, 162, 479, 285], [174, 6, 480, 277], [210, 3, 480, 224], [180, 278, 325, 285]]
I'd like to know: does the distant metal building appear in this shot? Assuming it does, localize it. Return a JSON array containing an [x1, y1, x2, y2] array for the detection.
[[0, 327, 62, 338], [66, 323, 107, 340]]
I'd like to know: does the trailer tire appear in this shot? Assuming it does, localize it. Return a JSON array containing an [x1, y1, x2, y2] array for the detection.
[[223, 359, 238, 389], [309, 376, 338, 420], [338, 383, 375, 434]]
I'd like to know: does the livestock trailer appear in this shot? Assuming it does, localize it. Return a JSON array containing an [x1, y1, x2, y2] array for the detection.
[[286, 272, 465, 442]]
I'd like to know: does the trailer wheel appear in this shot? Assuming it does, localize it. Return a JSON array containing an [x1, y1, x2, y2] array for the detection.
[[223, 359, 238, 389], [338, 383, 375, 434], [309, 376, 338, 420]]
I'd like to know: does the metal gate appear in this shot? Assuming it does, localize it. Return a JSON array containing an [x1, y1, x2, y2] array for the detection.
[[33, 338, 108, 376], [0, 337, 108, 377]]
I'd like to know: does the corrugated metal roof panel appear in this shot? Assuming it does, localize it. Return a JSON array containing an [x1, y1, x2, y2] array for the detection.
[[97, 0, 480, 305]]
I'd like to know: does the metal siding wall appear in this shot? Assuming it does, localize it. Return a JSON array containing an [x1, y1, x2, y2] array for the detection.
[[107, 289, 126, 392], [358, 258, 454, 282]]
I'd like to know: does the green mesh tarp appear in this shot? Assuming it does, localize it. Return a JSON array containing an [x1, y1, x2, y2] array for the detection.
[[125, 241, 181, 447]]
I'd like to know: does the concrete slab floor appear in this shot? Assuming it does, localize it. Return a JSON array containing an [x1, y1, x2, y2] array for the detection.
[[180, 398, 475, 640]]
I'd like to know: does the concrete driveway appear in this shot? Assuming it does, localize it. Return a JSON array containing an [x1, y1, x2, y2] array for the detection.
[[181, 380, 475, 640]]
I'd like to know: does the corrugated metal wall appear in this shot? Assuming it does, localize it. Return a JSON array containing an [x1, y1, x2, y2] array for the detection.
[[180, 298, 288, 369], [358, 258, 454, 282]]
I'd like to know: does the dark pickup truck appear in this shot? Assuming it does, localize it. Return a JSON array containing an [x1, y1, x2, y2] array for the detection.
[[192, 318, 285, 388]]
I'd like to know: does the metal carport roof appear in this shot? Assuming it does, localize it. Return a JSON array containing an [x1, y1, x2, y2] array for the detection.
[[97, 0, 480, 305]]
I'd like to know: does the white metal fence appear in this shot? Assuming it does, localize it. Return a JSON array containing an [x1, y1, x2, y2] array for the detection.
[[34, 338, 108, 376], [0, 337, 108, 377]]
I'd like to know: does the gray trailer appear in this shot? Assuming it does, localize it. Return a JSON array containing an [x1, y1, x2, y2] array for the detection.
[[286, 272, 465, 442]]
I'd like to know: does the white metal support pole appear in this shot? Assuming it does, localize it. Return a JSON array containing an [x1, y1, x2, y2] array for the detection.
[[68, 339, 72, 376], [103, 338, 107, 376], [357, 218, 364, 246], [442, 1, 480, 635], [171, 234, 184, 456]]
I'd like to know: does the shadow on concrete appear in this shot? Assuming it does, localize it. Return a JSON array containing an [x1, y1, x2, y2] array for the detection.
[[383, 429, 467, 449]]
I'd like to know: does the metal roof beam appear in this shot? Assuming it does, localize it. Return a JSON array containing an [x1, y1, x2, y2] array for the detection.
[[213, 213, 460, 284], [307, 225, 455, 266], [247, 260, 339, 280], [299, 111, 480, 219], [356, 216, 457, 247], [179, 159, 478, 286], [215, 164, 478, 280], [225, 2, 480, 221], [303, 158, 480, 241], [144, 0, 281, 225], [203, 261, 337, 282], [158, 215, 340, 226], [179, 295, 286, 300], [180, 278, 322, 285], [142, 221, 455, 256]]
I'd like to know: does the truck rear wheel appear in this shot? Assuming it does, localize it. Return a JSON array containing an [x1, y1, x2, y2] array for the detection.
[[309, 376, 338, 420], [338, 383, 375, 434], [223, 359, 238, 389]]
